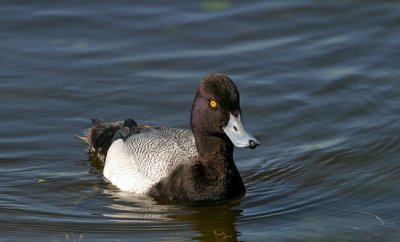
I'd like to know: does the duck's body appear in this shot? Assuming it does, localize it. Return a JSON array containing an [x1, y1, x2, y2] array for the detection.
[[105, 126, 196, 194], [82, 73, 259, 203]]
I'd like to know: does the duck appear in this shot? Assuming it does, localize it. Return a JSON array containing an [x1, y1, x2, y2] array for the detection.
[[81, 73, 260, 203]]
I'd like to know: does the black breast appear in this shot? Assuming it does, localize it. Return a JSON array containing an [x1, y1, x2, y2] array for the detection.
[[148, 160, 245, 203]]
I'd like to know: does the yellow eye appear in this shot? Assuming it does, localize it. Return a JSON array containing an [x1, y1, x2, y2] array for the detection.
[[210, 100, 218, 108]]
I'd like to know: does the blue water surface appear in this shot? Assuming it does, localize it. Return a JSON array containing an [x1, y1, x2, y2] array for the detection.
[[0, 1, 400, 241]]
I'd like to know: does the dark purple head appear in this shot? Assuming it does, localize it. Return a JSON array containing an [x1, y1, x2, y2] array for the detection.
[[190, 73, 260, 149]]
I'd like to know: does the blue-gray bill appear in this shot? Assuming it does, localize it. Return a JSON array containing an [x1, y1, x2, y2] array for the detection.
[[223, 113, 260, 149]]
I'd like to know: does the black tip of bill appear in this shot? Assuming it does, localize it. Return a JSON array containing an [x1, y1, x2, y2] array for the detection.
[[248, 139, 260, 149]]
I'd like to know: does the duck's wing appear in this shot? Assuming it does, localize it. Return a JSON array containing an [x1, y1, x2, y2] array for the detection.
[[121, 127, 197, 183], [80, 118, 198, 191], [153, 127, 198, 157], [79, 118, 153, 163]]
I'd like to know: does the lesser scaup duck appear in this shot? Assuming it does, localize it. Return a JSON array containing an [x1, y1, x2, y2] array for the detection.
[[81, 73, 260, 203]]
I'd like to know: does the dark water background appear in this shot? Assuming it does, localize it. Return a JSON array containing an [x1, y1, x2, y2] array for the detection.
[[1, 1, 400, 241]]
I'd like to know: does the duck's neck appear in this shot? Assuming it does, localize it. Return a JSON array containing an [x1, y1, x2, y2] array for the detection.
[[193, 130, 234, 165]]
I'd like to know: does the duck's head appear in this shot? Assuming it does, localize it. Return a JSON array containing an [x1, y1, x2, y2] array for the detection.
[[191, 73, 260, 149]]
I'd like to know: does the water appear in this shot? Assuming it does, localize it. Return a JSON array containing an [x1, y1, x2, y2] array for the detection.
[[1, 1, 400, 241]]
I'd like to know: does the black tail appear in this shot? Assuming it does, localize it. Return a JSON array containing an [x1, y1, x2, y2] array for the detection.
[[78, 119, 124, 163], [78, 118, 140, 163]]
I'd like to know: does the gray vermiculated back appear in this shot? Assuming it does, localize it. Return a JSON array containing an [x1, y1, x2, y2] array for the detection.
[[124, 127, 197, 182]]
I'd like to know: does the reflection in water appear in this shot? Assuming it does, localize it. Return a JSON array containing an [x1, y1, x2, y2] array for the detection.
[[173, 201, 242, 242], [103, 187, 243, 241], [103, 189, 176, 222]]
